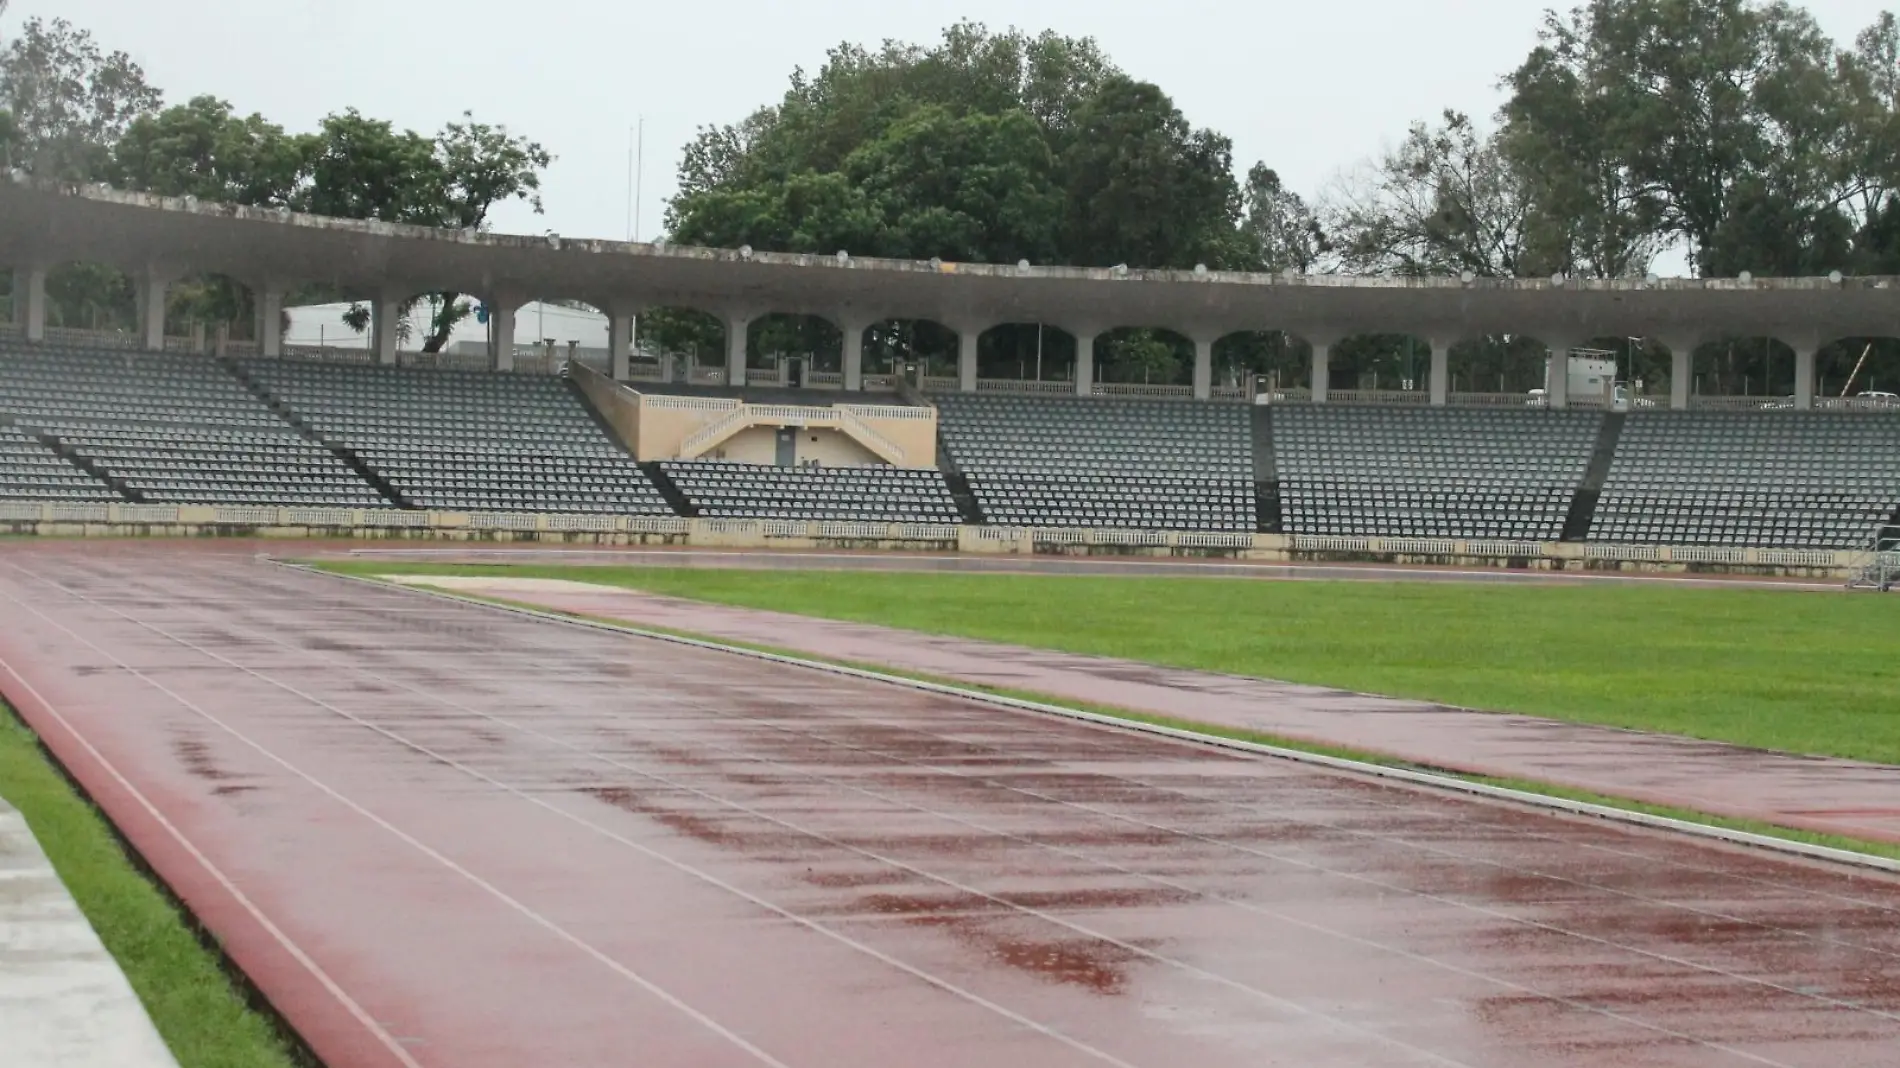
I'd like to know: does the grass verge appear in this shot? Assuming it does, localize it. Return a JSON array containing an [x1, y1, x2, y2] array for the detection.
[[343, 572, 1900, 868], [0, 699, 309, 1068]]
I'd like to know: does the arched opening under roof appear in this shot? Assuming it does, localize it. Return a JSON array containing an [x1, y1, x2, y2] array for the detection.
[[635, 307, 725, 383], [1690, 336, 1798, 401], [1213, 331, 1311, 396], [1817, 338, 1900, 401], [976, 323, 1079, 385], [864, 319, 957, 382], [1444, 335, 1550, 397], [1331, 332, 1432, 396], [748, 313, 841, 386], [1096, 327, 1191, 387]]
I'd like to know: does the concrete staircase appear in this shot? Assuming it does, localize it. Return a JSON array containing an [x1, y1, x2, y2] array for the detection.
[[1561, 412, 1625, 541]]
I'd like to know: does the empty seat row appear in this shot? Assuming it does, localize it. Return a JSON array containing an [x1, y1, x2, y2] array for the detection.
[[662, 460, 959, 523]]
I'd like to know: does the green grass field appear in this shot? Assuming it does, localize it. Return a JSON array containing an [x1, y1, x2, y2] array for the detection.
[[324, 562, 1900, 767], [0, 701, 306, 1068]]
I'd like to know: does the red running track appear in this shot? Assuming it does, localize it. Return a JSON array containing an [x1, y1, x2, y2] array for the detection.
[[2, 542, 1899, 1067]]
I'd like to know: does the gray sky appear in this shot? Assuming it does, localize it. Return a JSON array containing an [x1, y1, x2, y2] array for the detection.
[[18, 0, 1900, 269]]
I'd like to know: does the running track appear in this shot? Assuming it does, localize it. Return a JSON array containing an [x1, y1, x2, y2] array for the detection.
[[2, 542, 1898, 1066]]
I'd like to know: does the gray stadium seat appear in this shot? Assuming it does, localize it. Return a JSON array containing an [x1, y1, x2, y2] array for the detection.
[[1589, 412, 1900, 550], [1272, 406, 1599, 540], [244, 360, 672, 515], [935, 394, 1256, 531]]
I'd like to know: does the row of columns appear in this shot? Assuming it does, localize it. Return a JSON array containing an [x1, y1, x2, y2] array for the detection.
[[0, 268, 1837, 409]]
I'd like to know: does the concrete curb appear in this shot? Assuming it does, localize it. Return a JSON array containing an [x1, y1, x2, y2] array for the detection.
[[282, 559, 1900, 878], [0, 800, 181, 1068]]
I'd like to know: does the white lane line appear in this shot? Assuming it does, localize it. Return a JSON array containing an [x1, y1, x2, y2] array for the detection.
[[0, 568, 795, 1068]]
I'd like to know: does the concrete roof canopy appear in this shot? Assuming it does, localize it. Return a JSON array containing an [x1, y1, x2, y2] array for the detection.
[[4, 175, 1898, 346]]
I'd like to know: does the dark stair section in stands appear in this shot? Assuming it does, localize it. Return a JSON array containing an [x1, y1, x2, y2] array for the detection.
[[220, 358, 415, 509], [1249, 403, 1282, 534], [640, 462, 697, 517], [935, 427, 985, 524], [1560, 411, 1626, 541], [31, 430, 139, 501]]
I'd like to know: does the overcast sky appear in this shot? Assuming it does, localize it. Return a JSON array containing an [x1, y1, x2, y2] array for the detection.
[[18, 0, 1900, 272]]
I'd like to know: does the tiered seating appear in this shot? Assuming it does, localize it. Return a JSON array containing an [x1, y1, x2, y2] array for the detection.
[[0, 423, 120, 502], [936, 394, 1254, 530], [1274, 407, 1600, 540], [661, 461, 958, 522], [0, 341, 381, 507], [246, 361, 671, 514], [1590, 413, 1900, 549]]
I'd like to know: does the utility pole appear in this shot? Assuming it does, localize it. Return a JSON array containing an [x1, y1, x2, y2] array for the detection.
[[634, 116, 646, 242]]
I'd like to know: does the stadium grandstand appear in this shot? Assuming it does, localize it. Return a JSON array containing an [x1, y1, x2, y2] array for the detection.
[[1, 177, 1898, 578]]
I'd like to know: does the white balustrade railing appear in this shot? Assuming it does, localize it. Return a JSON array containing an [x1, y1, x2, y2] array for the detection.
[[976, 378, 1074, 395], [1093, 382, 1194, 398], [835, 407, 906, 464], [679, 406, 751, 455], [1327, 389, 1430, 406]]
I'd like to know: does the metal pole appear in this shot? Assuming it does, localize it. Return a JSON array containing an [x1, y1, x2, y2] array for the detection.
[[634, 116, 646, 242], [625, 126, 635, 241]]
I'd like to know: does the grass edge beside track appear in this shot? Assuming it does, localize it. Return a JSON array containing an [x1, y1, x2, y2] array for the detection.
[[335, 572, 1900, 869], [0, 699, 311, 1068]]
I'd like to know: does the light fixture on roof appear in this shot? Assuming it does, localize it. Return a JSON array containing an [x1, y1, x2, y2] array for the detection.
[[1738, 270, 1753, 284], [836, 249, 850, 264], [930, 257, 943, 270], [739, 245, 753, 260], [1113, 263, 1129, 277], [1017, 259, 1031, 271], [1194, 263, 1208, 275], [1460, 270, 1476, 284], [1645, 273, 1660, 286], [653, 236, 668, 251], [1829, 269, 1844, 284], [1550, 272, 1566, 286], [547, 232, 562, 250]]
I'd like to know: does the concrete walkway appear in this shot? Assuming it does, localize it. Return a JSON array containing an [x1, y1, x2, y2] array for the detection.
[[392, 575, 1900, 847], [0, 798, 177, 1068]]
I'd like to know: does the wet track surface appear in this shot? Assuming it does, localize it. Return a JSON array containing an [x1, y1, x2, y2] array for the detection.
[[1, 543, 1898, 1066], [400, 575, 1900, 848]]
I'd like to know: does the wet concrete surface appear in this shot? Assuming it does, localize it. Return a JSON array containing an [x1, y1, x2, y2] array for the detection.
[[392, 574, 1900, 849], [0, 541, 1897, 1066]]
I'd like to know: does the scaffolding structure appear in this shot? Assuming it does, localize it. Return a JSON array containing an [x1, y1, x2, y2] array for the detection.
[[1847, 522, 1900, 591]]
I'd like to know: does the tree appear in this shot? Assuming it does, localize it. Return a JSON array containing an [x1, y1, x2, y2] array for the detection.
[[1499, 11, 1665, 278], [0, 16, 161, 179], [112, 95, 307, 207], [1241, 164, 1326, 274], [1058, 75, 1246, 269], [668, 23, 1240, 270], [1326, 110, 1540, 278], [304, 109, 550, 352], [1503, 0, 1846, 276]]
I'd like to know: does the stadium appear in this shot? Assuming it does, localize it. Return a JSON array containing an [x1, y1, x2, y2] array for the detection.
[[5, 7, 1900, 1068]]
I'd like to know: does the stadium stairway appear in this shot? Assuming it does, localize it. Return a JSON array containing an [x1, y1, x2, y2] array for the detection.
[[1250, 404, 1282, 534], [27, 427, 139, 501], [1561, 411, 1626, 540], [934, 428, 986, 525], [220, 359, 413, 509], [639, 462, 697, 517]]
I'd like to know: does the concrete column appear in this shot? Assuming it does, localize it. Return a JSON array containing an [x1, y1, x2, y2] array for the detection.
[[256, 287, 284, 357], [607, 307, 635, 381], [491, 303, 517, 372], [1191, 335, 1214, 401], [957, 325, 981, 393], [839, 320, 870, 392], [371, 297, 402, 366], [135, 269, 170, 352], [723, 311, 751, 388], [1311, 340, 1332, 403], [14, 265, 48, 342], [1544, 341, 1574, 410], [1793, 344, 1817, 411], [189, 320, 207, 355], [1664, 341, 1695, 410], [1074, 329, 1098, 397], [1429, 340, 1452, 406]]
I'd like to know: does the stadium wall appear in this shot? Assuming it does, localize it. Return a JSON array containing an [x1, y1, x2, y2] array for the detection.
[[0, 502, 1860, 578]]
